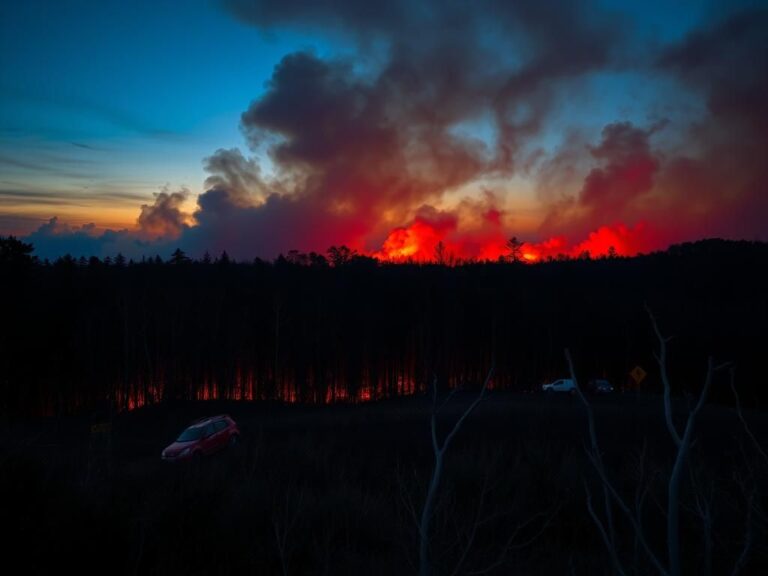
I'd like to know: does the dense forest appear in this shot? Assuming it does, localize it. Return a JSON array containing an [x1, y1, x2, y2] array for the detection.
[[2, 237, 767, 416]]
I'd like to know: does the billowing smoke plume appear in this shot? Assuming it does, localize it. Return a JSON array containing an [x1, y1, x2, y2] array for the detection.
[[161, 0, 627, 260], [549, 8, 768, 244], [652, 7, 768, 243], [20, 2, 768, 260], [539, 122, 663, 242]]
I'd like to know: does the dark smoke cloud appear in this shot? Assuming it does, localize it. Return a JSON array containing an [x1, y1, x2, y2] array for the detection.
[[175, 0, 625, 259], [652, 7, 768, 242], [582, 122, 661, 214], [203, 148, 269, 205], [540, 122, 662, 239], [659, 7, 768, 132], [539, 6, 768, 245]]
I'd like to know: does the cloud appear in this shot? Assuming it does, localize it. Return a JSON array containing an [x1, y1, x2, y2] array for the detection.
[[22, 189, 190, 259], [25, 217, 123, 259], [136, 187, 191, 240]]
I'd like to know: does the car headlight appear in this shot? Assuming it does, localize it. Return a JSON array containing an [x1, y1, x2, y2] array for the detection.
[[180, 447, 191, 456]]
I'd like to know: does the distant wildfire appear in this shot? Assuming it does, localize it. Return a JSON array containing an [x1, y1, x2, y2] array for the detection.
[[373, 218, 654, 263]]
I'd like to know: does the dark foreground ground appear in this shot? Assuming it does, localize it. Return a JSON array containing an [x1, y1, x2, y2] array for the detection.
[[3, 393, 768, 575]]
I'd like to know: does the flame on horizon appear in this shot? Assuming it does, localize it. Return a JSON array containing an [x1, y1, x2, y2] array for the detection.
[[373, 220, 654, 263]]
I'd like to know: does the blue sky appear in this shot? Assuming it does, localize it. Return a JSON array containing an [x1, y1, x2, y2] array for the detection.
[[1, 0, 335, 231]]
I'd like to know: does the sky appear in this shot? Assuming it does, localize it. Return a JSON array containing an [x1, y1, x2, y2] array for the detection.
[[1, 0, 766, 261]]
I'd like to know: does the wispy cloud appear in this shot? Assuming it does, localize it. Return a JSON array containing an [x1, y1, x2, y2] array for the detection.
[[0, 85, 180, 140]]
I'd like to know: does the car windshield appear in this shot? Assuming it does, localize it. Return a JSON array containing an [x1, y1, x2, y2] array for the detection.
[[176, 426, 203, 442]]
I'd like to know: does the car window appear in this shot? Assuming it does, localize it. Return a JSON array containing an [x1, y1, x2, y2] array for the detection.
[[203, 423, 215, 437], [177, 427, 203, 442], [214, 420, 227, 432]]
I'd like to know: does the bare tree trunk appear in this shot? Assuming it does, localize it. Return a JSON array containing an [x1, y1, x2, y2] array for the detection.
[[651, 307, 720, 576], [419, 366, 493, 576], [569, 308, 732, 576]]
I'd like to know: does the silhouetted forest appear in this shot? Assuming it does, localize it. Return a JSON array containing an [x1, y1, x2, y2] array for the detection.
[[2, 237, 767, 416]]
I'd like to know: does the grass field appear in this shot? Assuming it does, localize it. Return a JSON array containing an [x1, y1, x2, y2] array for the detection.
[[3, 393, 767, 575]]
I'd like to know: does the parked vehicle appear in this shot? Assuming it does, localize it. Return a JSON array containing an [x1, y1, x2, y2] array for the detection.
[[541, 379, 577, 394], [161, 415, 240, 461], [588, 379, 614, 394]]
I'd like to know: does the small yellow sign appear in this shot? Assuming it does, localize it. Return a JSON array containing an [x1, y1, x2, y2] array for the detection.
[[630, 366, 647, 385]]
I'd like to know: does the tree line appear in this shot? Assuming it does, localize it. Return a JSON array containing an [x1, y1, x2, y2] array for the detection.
[[1, 236, 767, 416]]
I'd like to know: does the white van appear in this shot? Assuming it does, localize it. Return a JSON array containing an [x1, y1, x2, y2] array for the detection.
[[541, 379, 577, 394]]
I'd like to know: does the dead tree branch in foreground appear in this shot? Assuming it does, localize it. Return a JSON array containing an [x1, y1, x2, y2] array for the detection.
[[419, 365, 494, 576], [567, 307, 739, 576]]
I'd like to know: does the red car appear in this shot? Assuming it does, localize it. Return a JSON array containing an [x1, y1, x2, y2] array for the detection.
[[161, 415, 240, 461]]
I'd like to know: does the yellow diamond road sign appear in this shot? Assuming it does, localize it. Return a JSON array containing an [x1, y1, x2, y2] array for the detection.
[[630, 366, 647, 385]]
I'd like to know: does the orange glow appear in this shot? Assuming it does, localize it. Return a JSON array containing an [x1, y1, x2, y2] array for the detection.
[[374, 219, 454, 261], [373, 220, 652, 263], [373, 212, 511, 263], [522, 223, 652, 261], [116, 368, 422, 412]]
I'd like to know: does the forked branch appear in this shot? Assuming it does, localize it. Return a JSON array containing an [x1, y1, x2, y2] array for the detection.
[[419, 365, 494, 576]]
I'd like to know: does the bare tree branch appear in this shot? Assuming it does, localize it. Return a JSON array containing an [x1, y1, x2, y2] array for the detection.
[[419, 364, 494, 576], [729, 367, 768, 466], [730, 474, 756, 576], [585, 480, 627, 576], [689, 465, 714, 576], [570, 308, 741, 576], [447, 472, 492, 576], [646, 305, 682, 447], [466, 501, 561, 576], [567, 348, 670, 576], [666, 357, 730, 576]]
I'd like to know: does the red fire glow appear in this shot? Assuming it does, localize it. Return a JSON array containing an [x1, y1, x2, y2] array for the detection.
[[374, 219, 451, 261], [524, 222, 653, 261], [373, 219, 654, 263]]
